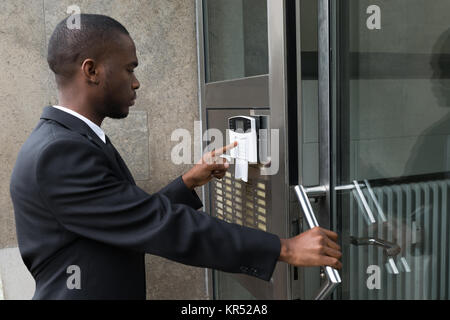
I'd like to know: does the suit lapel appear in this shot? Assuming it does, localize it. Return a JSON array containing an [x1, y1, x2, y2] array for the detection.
[[105, 136, 136, 185], [40, 106, 130, 182]]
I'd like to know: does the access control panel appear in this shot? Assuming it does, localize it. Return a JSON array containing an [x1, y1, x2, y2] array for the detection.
[[228, 115, 270, 164], [227, 115, 270, 182], [228, 116, 258, 163]]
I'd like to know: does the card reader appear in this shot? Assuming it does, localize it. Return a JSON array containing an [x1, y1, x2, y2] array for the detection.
[[228, 116, 258, 163]]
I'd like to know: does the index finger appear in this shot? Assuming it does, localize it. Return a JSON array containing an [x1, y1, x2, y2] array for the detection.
[[211, 141, 238, 157]]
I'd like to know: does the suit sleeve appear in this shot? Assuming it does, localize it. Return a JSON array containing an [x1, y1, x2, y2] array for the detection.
[[157, 176, 203, 210], [36, 139, 281, 281]]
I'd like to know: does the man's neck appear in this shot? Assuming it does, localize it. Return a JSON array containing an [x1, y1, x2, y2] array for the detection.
[[56, 101, 104, 127]]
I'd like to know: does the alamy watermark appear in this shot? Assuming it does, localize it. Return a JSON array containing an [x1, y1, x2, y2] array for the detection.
[[366, 265, 381, 290], [66, 5, 81, 30], [366, 4, 381, 30], [66, 265, 81, 290]]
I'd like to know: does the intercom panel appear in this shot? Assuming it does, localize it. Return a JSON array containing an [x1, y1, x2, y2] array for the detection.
[[206, 108, 274, 299]]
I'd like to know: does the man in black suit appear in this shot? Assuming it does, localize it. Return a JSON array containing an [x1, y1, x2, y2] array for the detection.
[[9, 14, 342, 299]]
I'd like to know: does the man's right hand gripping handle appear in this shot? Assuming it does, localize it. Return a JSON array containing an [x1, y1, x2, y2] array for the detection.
[[278, 227, 342, 270]]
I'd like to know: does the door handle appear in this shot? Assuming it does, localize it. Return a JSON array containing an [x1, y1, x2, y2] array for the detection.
[[349, 237, 401, 257], [349, 236, 402, 274], [352, 180, 377, 224], [294, 185, 342, 300]]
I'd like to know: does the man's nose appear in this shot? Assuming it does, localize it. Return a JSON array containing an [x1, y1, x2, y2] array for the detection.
[[133, 77, 140, 90]]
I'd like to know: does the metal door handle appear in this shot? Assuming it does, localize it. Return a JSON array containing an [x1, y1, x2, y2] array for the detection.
[[349, 237, 401, 257], [294, 185, 342, 300], [350, 236, 402, 274], [352, 181, 376, 224]]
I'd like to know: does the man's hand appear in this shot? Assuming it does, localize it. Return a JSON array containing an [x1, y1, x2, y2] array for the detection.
[[182, 142, 238, 190], [279, 227, 342, 269]]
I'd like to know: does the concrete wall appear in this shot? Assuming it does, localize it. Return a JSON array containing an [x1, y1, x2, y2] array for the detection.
[[0, 0, 207, 300]]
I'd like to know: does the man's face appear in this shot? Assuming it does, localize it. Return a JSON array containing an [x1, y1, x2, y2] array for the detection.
[[99, 33, 140, 119]]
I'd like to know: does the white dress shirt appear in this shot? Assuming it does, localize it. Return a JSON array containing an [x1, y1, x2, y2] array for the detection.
[[52, 105, 106, 144]]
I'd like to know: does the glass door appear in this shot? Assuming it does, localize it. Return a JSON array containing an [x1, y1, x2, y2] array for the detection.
[[331, 0, 450, 299]]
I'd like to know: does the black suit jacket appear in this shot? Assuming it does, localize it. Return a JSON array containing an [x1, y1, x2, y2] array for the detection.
[[9, 106, 281, 300]]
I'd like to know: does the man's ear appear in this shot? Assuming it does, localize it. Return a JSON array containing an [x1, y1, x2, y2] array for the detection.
[[81, 59, 100, 85]]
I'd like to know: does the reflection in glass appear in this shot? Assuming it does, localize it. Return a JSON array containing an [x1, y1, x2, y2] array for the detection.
[[342, 179, 450, 299], [334, 0, 450, 300], [203, 0, 268, 83]]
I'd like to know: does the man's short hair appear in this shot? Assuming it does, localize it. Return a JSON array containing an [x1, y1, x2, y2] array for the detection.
[[47, 14, 129, 81]]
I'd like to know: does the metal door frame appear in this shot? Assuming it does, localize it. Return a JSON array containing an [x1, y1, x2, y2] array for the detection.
[[267, 0, 290, 300], [195, 0, 291, 299], [315, 0, 343, 300], [295, 0, 341, 300], [316, 0, 332, 232]]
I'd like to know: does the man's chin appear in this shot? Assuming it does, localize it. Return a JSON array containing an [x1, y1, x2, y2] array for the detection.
[[108, 109, 129, 119]]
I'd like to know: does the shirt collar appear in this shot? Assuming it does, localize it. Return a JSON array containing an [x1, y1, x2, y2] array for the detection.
[[52, 105, 106, 144]]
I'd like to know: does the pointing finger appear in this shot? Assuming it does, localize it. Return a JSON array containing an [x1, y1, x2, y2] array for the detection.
[[211, 141, 238, 158]]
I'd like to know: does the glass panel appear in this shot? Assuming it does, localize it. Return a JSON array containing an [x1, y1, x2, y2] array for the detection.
[[333, 0, 450, 299], [214, 271, 256, 299], [299, 0, 319, 187], [203, 0, 268, 83]]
